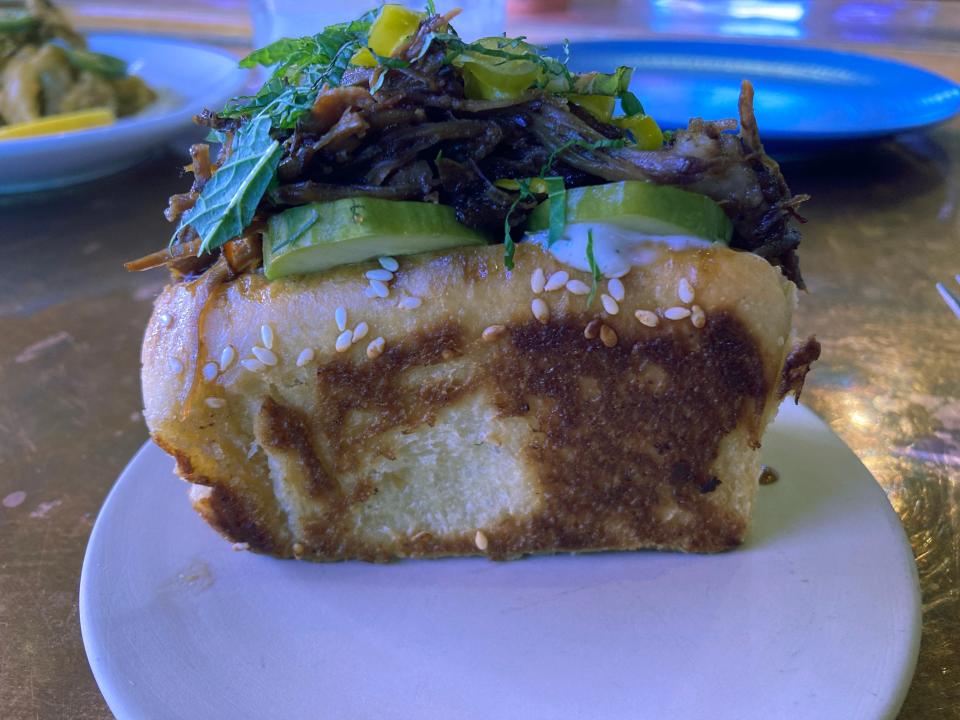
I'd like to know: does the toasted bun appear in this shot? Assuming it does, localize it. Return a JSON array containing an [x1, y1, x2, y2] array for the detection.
[[142, 243, 800, 560]]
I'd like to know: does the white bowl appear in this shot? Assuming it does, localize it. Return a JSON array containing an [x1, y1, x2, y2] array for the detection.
[[0, 34, 249, 193]]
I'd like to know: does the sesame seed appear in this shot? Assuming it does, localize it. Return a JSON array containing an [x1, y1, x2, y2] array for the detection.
[[566, 279, 590, 295], [363, 286, 376, 298], [369, 279, 390, 298], [252, 346, 278, 366], [158, 313, 172, 327], [678, 278, 695, 304], [531, 297, 550, 324], [378, 256, 399, 272], [292, 542, 305, 558], [240, 358, 265, 373], [531, 267, 546, 294], [296, 348, 314, 367], [664, 306, 691, 320], [544, 270, 569, 292], [600, 324, 618, 347], [202, 362, 219, 382], [366, 268, 394, 282], [352, 322, 369, 342], [366, 336, 385, 359], [475, 530, 489, 551], [220, 345, 236, 370], [168, 358, 183, 374], [691, 305, 706, 328], [608, 278, 625, 302], [205, 397, 225, 409], [398, 295, 422, 310], [335, 330, 353, 352], [607, 267, 630, 279], [335, 307, 347, 332], [260, 324, 274, 350], [584, 319, 601, 339], [601, 294, 620, 315], [635, 310, 659, 327], [482, 325, 506, 342]]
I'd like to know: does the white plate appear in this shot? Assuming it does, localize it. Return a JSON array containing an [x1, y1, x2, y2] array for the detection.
[[0, 34, 248, 193], [80, 402, 920, 720]]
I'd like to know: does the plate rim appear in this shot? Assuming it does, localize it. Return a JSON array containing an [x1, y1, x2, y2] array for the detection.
[[0, 32, 247, 154]]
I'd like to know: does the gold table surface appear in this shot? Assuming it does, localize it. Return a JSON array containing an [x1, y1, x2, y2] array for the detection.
[[1, 39, 959, 720]]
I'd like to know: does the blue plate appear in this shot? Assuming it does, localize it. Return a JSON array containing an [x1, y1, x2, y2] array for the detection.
[[549, 40, 960, 143]]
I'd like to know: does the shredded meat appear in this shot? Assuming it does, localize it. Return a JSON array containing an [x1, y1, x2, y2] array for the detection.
[[779, 337, 822, 401], [157, 12, 807, 284]]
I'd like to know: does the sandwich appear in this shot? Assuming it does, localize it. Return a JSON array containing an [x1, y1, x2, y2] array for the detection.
[[129, 5, 820, 561]]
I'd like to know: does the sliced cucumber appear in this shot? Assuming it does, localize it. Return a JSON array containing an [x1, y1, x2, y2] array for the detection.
[[526, 181, 732, 244], [263, 198, 488, 280]]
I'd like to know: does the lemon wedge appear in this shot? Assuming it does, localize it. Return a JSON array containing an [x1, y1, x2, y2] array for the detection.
[[0, 108, 116, 141]]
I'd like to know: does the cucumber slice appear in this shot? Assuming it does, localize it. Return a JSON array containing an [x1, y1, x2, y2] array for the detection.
[[263, 198, 488, 280], [526, 181, 732, 244]]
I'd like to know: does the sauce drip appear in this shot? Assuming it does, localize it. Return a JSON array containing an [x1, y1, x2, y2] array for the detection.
[[528, 222, 712, 277]]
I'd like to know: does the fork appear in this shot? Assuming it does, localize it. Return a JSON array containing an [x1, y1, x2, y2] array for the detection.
[[936, 276, 960, 319]]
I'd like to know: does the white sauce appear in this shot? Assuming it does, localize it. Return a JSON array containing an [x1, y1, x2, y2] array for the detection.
[[528, 222, 712, 278]]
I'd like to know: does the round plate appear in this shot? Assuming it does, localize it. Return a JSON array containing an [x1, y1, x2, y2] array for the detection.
[[552, 40, 960, 142], [80, 402, 920, 719], [0, 35, 248, 193]]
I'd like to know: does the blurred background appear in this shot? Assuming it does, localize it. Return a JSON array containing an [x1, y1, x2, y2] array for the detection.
[[2, 1, 959, 719], [51, 0, 960, 50]]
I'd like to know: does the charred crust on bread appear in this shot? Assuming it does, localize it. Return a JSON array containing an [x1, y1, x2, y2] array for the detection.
[[258, 396, 341, 499], [194, 483, 281, 553], [156, 306, 772, 560]]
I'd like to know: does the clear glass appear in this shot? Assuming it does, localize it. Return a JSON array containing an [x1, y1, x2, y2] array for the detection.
[[250, 0, 507, 49]]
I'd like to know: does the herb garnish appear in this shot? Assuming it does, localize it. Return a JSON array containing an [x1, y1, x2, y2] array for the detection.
[[502, 178, 532, 270], [173, 115, 282, 254], [586, 228, 601, 307], [223, 10, 378, 129]]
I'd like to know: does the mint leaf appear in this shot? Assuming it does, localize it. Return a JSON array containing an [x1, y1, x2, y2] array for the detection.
[[240, 37, 303, 68], [222, 10, 378, 128], [175, 115, 282, 254]]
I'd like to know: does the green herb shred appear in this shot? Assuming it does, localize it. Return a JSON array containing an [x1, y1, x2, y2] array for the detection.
[[586, 228, 601, 307], [544, 176, 566, 247]]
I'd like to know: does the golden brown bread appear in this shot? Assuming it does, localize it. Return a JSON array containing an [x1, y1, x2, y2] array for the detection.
[[141, 242, 806, 561]]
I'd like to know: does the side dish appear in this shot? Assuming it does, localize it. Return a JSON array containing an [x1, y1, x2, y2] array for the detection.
[[0, 0, 155, 137]]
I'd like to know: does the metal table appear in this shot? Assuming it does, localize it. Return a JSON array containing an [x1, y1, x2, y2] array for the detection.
[[1, 18, 958, 720]]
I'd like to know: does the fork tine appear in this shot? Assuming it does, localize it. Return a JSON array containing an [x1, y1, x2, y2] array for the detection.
[[936, 281, 960, 319]]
